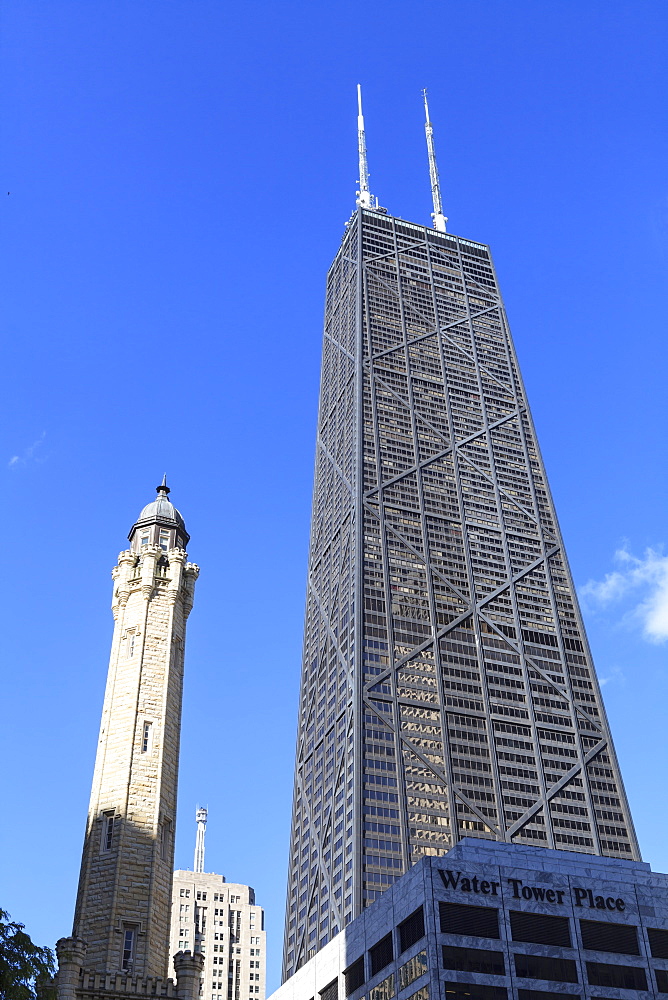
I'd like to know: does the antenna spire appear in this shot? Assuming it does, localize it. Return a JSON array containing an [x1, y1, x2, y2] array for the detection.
[[356, 85, 373, 209], [422, 89, 447, 233], [194, 806, 207, 873]]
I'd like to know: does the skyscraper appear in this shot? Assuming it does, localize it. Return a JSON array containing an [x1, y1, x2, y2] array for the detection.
[[282, 90, 638, 979], [63, 480, 200, 985]]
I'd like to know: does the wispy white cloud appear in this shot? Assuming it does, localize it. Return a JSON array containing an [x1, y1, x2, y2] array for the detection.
[[7, 432, 46, 469], [580, 546, 668, 643], [597, 665, 626, 687]]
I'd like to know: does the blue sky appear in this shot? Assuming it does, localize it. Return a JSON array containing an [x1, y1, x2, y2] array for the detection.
[[2, 0, 667, 992]]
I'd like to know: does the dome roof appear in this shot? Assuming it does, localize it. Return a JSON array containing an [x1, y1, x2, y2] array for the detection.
[[129, 476, 189, 543], [136, 492, 186, 530]]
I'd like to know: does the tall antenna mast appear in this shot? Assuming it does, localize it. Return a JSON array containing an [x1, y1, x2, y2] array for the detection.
[[356, 84, 373, 209], [422, 89, 447, 233], [194, 806, 207, 873]]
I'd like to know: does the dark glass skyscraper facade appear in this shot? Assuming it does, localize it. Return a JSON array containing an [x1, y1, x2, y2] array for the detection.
[[282, 207, 639, 980]]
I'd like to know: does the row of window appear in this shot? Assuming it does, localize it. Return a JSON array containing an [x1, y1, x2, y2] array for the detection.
[[211, 983, 258, 1000], [360, 959, 429, 1000], [210, 995, 258, 1000], [178, 889, 246, 904], [323, 966, 429, 1000], [442, 984, 658, 1000], [442, 945, 663, 991], [211, 989, 259, 996], [439, 899, 668, 957], [100, 812, 171, 860], [345, 907, 426, 997], [139, 529, 172, 550], [176, 940, 260, 955]]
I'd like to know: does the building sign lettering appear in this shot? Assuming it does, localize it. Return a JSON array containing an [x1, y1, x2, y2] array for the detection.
[[438, 870, 626, 911]]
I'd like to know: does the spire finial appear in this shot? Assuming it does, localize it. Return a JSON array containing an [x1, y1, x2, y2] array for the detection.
[[356, 85, 373, 209], [194, 806, 207, 873], [422, 89, 447, 233], [157, 474, 170, 496]]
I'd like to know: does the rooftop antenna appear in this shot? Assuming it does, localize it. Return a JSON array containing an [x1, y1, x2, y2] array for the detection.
[[356, 85, 373, 209], [194, 806, 207, 873], [422, 89, 447, 233]]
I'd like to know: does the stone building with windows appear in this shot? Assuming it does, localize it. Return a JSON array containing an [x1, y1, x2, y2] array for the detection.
[[271, 839, 668, 1000], [55, 481, 203, 1000], [170, 871, 266, 1000]]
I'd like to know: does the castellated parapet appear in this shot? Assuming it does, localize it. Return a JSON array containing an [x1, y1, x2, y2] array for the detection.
[[56, 482, 200, 1000]]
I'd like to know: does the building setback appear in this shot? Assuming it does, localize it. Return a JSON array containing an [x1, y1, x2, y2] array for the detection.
[[169, 811, 266, 1000], [170, 872, 266, 1000], [282, 93, 639, 979]]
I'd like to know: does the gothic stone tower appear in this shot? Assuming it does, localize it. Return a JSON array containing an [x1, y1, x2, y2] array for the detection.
[[69, 480, 199, 980]]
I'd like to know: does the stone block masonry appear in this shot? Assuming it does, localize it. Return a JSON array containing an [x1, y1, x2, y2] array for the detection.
[[58, 483, 199, 995]]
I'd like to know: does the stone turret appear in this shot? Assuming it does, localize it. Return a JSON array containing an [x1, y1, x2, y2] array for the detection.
[[58, 481, 200, 999]]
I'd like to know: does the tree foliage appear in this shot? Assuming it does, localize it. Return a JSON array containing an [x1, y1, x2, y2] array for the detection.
[[0, 910, 55, 1000]]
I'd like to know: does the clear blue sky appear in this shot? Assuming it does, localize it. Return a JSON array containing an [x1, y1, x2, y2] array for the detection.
[[2, 1, 667, 992]]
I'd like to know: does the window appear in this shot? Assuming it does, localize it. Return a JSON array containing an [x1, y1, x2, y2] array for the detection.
[[122, 927, 136, 971], [398, 951, 427, 991], [345, 957, 365, 997], [159, 531, 170, 551], [514, 955, 578, 983], [142, 722, 152, 753], [656, 969, 668, 993], [510, 911, 571, 947], [439, 902, 499, 939], [442, 947, 505, 976], [370, 934, 393, 977], [180, 889, 191, 897], [404, 989, 428, 1000], [140, 533, 150, 547], [399, 908, 425, 952], [160, 820, 172, 861], [649, 928, 668, 959], [101, 812, 115, 852], [443, 986, 506, 1000], [128, 632, 137, 657], [319, 980, 338, 1000], [518, 993, 578, 1000], [586, 962, 647, 990], [579, 919, 639, 955], [369, 973, 394, 1000]]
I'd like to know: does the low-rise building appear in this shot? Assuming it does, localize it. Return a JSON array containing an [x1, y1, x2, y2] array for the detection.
[[171, 871, 265, 1000], [269, 839, 668, 1000]]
